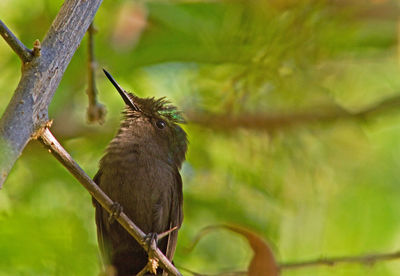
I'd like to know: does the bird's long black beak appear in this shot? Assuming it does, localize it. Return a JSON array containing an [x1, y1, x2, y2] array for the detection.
[[103, 69, 141, 112]]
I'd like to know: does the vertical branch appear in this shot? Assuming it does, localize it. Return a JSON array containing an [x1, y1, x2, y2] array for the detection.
[[0, 0, 103, 187], [86, 22, 106, 124]]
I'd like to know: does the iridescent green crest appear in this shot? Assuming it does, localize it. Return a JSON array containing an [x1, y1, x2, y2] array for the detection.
[[128, 94, 185, 124]]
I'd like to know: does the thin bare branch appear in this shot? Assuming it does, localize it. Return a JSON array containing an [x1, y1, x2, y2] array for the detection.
[[186, 94, 400, 131], [280, 250, 400, 270], [0, 19, 33, 62], [180, 250, 400, 275], [37, 127, 182, 276], [86, 22, 106, 124]]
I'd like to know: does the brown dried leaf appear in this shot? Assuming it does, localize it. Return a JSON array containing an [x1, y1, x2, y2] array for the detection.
[[189, 225, 279, 276], [223, 225, 279, 276]]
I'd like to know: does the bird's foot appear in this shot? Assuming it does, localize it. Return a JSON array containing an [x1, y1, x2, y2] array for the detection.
[[144, 226, 178, 247], [108, 202, 123, 224], [140, 227, 178, 275], [142, 233, 159, 275], [144, 232, 159, 249]]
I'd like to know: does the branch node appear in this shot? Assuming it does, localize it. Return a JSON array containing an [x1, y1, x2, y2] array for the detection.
[[31, 120, 53, 140], [33, 39, 41, 57], [87, 101, 107, 124]]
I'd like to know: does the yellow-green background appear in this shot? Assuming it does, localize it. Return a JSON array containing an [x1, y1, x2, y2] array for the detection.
[[1, 0, 400, 275]]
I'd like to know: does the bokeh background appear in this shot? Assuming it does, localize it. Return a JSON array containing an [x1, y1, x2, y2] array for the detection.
[[1, 0, 400, 275]]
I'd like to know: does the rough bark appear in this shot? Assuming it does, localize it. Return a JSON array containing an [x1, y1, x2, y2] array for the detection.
[[0, 0, 103, 187]]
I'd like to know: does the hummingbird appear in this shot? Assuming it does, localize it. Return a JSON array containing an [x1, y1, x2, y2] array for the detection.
[[93, 69, 188, 275]]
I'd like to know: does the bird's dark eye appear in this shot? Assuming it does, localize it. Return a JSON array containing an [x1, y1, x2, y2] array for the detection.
[[156, 120, 166, 129]]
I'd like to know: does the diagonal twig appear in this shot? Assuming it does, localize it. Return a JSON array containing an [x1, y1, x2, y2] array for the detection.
[[0, 19, 33, 63], [37, 126, 182, 276]]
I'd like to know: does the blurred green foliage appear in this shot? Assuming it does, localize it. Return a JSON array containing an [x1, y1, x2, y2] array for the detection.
[[1, 0, 400, 275]]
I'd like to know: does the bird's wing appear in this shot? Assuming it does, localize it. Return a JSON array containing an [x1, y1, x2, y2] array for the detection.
[[92, 171, 111, 266], [165, 169, 184, 262]]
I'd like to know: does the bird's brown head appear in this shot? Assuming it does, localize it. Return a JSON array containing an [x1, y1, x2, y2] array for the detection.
[[103, 69, 188, 168]]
